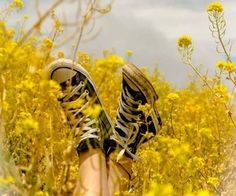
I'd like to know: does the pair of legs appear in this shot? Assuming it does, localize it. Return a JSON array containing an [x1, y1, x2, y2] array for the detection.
[[74, 148, 131, 195], [46, 59, 162, 195]]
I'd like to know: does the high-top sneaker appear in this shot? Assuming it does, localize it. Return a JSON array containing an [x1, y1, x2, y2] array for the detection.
[[105, 63, 162, 160], [46, 58, 113, 154]]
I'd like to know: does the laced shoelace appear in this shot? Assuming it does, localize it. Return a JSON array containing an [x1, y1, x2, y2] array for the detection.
[[114, 86, 144, 160], [60, 80, 100, 142]]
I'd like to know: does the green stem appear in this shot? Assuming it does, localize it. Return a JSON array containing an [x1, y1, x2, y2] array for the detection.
[[215, 15, 231, 62], [187, 60, 213, 91]]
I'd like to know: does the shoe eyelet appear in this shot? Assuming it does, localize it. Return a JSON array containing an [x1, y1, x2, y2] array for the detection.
[[138, 100, 142, 104], [80, 81, 84, 86], [84, 89, 89, 95]]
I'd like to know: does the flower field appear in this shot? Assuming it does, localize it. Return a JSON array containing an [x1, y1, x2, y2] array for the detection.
[[0, 1, 236, 195]]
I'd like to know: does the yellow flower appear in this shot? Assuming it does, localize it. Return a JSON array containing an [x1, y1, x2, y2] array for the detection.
[[166, 93, 180, 102], [0, 176, 15, 184], [207, 2, 224, 12], [54, 19, 62, 32], [177, 35, 192, 48], [207, 177, 219, 186], [188, 157, 204, 170], [42, 38, 54, 49], [138, 103, 152, 116], [0, 21, 6, 29], [82, 104, 102, 119], [95, 54, 124, 70], [224, 62, 236, 72], [57, 51, 65, 58], [144, 183, 173, 196], [10, 0, 24, 9], [216, 60, 236, 72], [216, 60, 227, 69], [3, 101, 10, 111], [7, 28, 16, 38], [64, 98, 85, 110], [126, 49, 133, 57], [213, 84, 227, 94], [142, 132, 154, 140], [196, 190, 213, 196], [23, 14, 29, 20], [78, 51, 90, 65], [34, 191, 49, 196], [49, 80, 61, 91], [15, 113, 39, 136], [107, 54, 124, 65], [199, 128, 213, 139], [51, 10, 63, 32]]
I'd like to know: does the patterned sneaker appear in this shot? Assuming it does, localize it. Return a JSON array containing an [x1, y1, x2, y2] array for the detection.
[[105, 63, 162, 160], [46, 58, 113, 154]]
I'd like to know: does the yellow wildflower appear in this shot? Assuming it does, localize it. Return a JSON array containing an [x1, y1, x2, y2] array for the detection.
[[126, 49, 133, 57], [188, 157, 204, 170], [7, 28, 16, 38], [216, 60, 227, 69], [144, 183, 174, 196], [54, 19, 62, 32], [49, 80, 61, 91], [138, 103, 152, 116], [95, 54, 124, 69], [142, 132, 154, 140], [213, 84, 227, 94], [10, 0, 24, 9], [78, 51, 90, 65], [57, 51, 65, 58], [42, 38, 54, 49], [199, 128, 213, 139], [207, 2, 224, 12], [224, 62, 236, 72], [0, 21, 6, 29], [95, 58, 106, 67], [51, 10, 63, 32], [34, 191, 49, 196], [166, 93, 180, 102], [49, 80, 62, 98], [15, 114, 39, 136], [23, 14, 29, 20], [107, 54, 124, 65], [177, 35, 192, 48], [3, 101, 10, 111], [207, 177, 219, 186], [16, 80, 35, 90], [196, 190, 213, 196], [0, 176, 15, 184], [64, 98, 85, 110], [82, 104, 102, 119]]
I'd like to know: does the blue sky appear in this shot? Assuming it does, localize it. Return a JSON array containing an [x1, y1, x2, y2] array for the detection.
[[1, 0, 236, 88]]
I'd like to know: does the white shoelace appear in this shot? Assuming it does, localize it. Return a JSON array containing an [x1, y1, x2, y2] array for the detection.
[[61, 81, 99, 142], [113, 86, 142, 160]]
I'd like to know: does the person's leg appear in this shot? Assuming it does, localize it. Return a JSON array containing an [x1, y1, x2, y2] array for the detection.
[[73, 149, 109, 196], [107, 155, 132, 195], [105, 63, 162, 194]]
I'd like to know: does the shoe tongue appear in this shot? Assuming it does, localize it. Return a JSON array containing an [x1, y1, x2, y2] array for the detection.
[[52, 68, 77, 83]]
